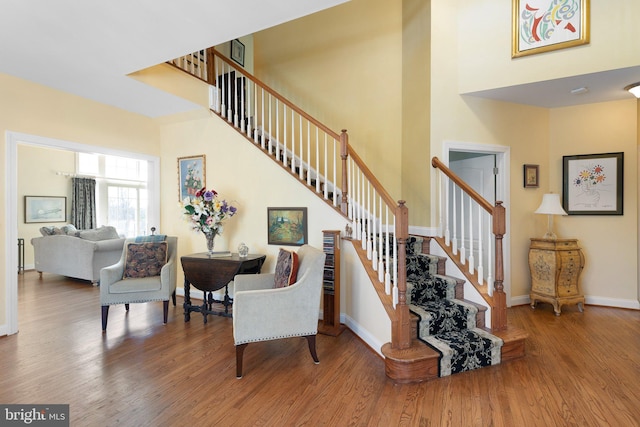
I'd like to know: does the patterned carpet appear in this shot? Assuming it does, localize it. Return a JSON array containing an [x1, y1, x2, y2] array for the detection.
[[405, 236, 503, 377]]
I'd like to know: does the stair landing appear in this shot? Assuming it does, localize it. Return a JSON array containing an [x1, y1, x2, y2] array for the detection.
[[381, 324, 528, 384]]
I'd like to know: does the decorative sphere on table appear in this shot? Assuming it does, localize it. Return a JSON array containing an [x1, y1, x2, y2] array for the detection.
[[238, 242, 249, 258]]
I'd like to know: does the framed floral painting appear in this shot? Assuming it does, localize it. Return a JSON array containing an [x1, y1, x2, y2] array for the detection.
[[178, 155, 205, 201], [562, 152, 623, 215]]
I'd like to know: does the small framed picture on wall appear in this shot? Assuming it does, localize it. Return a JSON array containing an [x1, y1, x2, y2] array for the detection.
[[523, 164, 539, 188]]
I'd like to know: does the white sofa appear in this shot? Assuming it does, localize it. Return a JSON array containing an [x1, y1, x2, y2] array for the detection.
[[31, 226, 125, 284]]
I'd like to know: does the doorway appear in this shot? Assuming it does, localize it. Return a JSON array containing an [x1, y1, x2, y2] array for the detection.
[[443, 141, 511, 305], [4, 131, 160, 335]]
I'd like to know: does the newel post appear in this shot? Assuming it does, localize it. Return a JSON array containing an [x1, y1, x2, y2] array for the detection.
[[206, 48, 216, 87], [392, 200, 411, 349], [492, 201, 507, 331], [340, 129, 349, 216]]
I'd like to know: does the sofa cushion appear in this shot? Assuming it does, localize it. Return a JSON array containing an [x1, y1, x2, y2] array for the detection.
[[40, 226, 64, 236], [79, 225, 119, 241], [274, 248, 299, 288], [123, 242, 168, 279]]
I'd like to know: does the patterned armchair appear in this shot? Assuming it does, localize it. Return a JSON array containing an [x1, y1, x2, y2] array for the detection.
[[232, 244, 326, 378]]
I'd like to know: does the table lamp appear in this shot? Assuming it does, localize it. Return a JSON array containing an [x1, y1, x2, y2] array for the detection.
[[534, 193, 567, 239]]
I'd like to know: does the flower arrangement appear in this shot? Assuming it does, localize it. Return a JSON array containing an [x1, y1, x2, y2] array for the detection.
[[179, 187, 237, 236], [183, 161, 204, 196], [573, 164, 606, 189]]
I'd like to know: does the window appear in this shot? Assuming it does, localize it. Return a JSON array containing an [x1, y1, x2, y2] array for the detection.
[[78, 153, 149, 237]]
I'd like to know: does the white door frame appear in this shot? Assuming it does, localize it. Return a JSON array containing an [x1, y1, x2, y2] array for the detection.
[[3, 131, 160, 335], [442, 140, 512, 306]]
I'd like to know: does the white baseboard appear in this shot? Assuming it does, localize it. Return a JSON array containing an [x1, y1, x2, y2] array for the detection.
[[510, 294, 640, 310], [343, 314, 384, 357], [0, 324, 7, 337]]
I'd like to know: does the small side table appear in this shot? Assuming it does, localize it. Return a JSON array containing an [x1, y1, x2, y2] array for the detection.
[[181, 253, 266, 323], [17, 238, 25, 274], [529, 238, 585, 316]]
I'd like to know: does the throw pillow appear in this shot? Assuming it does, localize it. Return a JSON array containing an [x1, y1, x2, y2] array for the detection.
[[79, 225, 120, 241], [39, 226, 56, 236], [274, 248, 299, 288], [123, 242, 168, 279], [60, 224, 79, 236]]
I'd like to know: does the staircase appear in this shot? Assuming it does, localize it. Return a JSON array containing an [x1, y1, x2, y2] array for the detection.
[[168, 46, 526, 383]]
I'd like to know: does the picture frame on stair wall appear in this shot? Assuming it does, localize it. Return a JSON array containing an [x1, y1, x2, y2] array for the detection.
[[267, 207, 308, 246], [231, 39, 245, 67]]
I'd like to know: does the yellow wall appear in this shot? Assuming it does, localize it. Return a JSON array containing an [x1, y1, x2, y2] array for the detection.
[[402, 0, 431, 226], [253, 0, 404, 200], [17, 146, 75, 267], [548, 100, 638, 302], [459, 0, 640, 93]]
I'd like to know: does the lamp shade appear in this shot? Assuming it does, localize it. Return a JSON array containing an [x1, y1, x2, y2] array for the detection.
[[535, 193, 567, 216], [625, 82, 640, 98]]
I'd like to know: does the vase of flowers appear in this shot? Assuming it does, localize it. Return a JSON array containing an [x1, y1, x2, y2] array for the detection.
[[179, 187, 237, 256]]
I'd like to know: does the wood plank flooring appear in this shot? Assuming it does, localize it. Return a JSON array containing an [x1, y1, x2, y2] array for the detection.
[[1, 271, 639, 426]]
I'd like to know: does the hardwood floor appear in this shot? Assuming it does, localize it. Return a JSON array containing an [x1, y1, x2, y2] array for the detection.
[[2, 271, 640, 426]]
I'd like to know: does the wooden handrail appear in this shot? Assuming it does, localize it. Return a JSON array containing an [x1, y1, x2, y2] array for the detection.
[[432, 157, 494, 213], [349, 146, 397, 209], [209, 48, 342, 141]]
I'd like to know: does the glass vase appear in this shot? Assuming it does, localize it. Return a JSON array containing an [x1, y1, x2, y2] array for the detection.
[[204, 231, 217, 256]]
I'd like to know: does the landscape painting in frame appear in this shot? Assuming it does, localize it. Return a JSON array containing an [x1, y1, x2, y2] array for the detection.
[[267, 207, 308, 246], [512, 0, 590, 58], [178, 155, 205, 201], [562, 152, 623, 215], [24, 196, 66, 223]]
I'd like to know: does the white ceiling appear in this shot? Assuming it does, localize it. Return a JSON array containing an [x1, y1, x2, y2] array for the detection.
[[2, 1, 638, 117], [465, 65, 640, 108], [0, 0, 348, 117]]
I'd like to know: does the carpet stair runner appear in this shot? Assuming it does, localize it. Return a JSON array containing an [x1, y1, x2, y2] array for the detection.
[[404, 236, 503, 377]]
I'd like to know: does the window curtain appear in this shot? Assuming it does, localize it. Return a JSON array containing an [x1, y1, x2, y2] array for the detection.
[[70, 177, 96, 230]]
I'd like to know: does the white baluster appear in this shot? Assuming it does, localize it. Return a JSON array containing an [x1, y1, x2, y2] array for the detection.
[[315, 128, 320, 193], [460, 189, 466, 264], [290, 110, 295, 173], [452, 182, 458, 255], [333, 138, 337, 207], [384, 205, 391, 294], [468, 201, 475, 274], [478, 207, 484, 284], [299, 116, 304, 179], [323, 134, 328, 200], [378, 197, 384, 282], [372, 189, 377, 270]]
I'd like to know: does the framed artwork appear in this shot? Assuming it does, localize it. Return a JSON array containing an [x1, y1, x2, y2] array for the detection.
[[562, 152, 623, 215], [231, 39, 245, 67], [523, 164, 539, 188], [512, 0, 590, 58], [267, 207, 308, 246], [24, 196, 66, 223], [178, 155, 206, 201]]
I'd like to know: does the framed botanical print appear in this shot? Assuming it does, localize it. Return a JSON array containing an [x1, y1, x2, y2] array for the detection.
[[562, 152, 623, 215], [178, 155, 205, 201]]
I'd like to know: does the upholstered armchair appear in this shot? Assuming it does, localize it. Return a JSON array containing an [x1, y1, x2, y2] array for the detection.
[[100, 236, 178, 331], [233, 244, 326, 378]]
